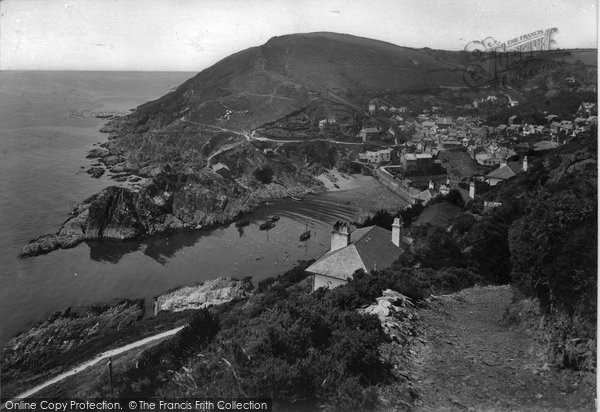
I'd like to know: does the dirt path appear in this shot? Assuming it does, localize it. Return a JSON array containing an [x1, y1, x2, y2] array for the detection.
[[9, 326, 185, 401], [411, 285, 595, 411]]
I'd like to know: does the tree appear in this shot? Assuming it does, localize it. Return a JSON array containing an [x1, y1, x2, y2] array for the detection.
[[253, 166, 274, 184]]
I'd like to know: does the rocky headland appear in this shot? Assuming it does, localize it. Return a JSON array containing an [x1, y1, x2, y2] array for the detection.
[[21, 118, 333, 257]]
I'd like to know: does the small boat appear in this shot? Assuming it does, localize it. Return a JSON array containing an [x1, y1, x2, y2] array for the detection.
[[291, 196, 304, 201], [299, 222, 310, 241], [268, 215, 280, 222], [259, 221, 275, 230], [235, 219, 250, 227]]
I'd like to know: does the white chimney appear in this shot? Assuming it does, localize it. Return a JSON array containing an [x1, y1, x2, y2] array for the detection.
[[330, 221, 350, 252], [469, 181, 476, 199], [392, 217, 403, 247], [523, 156, 528, 172]]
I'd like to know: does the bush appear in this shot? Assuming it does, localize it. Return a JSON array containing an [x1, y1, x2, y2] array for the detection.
[[357, 209, 400, 229], [253, 166, 274, 184]]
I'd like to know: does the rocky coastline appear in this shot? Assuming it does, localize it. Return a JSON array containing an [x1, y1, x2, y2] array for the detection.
[[1, 277, 252, 399], [20, 118, 326, 258]]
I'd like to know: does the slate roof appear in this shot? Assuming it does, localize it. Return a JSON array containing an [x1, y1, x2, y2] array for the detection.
[[415, 188, 437, 203], [413, 202, 462, 227], [306, 226, 404, 280], [361, 127, 381, 134], [487, 161, 522, 180]]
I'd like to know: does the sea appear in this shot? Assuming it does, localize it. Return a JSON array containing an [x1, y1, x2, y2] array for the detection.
[[0, 71, 362, 347]]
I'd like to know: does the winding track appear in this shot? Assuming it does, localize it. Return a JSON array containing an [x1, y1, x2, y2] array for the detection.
[[8, 326, 185, 402]]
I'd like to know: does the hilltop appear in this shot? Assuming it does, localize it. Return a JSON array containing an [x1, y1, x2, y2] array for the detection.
[[20, 32, 597, 256]]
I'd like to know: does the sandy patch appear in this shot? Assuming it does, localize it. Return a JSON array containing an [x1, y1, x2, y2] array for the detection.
[[317, 169, 365, 191]]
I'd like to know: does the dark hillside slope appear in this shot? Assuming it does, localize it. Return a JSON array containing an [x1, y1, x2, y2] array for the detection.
[[135, 32, 469, 131]]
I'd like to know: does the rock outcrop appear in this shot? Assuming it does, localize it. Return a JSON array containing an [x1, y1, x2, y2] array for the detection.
[[21, 151, 325, 257], [154, 277, 251, 314], [86, 147, 110, 158], [1, 300, 144, 372], [86, 166, 105, 178], [360, 289, 417, 344]]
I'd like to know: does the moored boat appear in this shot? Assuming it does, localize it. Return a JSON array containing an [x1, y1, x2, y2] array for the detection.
[[259, 221, 275, 230]]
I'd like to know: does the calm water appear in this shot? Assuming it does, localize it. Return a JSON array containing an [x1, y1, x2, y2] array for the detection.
[[0, 71, 359, 347]]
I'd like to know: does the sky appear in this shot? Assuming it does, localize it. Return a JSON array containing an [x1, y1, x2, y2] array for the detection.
[[1, 0, 598, 71]]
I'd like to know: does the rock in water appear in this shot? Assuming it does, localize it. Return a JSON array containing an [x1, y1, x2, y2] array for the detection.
[[86, 166, 105, 178], [20, 186, 145, 257], [154, 277, 250, 315], [86, 147, 110, 158]]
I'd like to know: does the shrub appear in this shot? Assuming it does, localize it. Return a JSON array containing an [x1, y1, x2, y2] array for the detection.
[[253, 166, 274, 184]]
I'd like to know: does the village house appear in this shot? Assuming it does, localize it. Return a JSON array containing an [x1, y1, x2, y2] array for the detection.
[[414, 179, 439, 204], [211, 162, 231, 177], [390, 114, 404, 124], [560, 120, 574, 135], [400, 152, 434, 173], [495, 124, 508, 134], [368, 100, 377, 113], [475, 152, 500, 166], [550, 121, 562, 134], [578, 102, 596, 116], [487, 157, 528, 186], [435, 117, 453, 129], [307, 219, 412, 291], [358, 127, 381, 141], [422, 121, 437, 131], [318, 118, 336, 129], [358, 148, 393, 164]]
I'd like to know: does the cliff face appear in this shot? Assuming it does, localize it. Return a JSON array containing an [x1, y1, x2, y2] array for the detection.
[[21, 149, 325, 257]]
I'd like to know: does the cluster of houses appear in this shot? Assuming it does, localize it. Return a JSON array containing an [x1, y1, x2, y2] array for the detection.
[[305, 92, 596, 293], [354, 99, 597, 171]]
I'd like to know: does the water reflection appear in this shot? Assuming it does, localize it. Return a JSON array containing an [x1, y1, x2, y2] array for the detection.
[[87, 238, 142, 263], [84, 194, 357, 266]]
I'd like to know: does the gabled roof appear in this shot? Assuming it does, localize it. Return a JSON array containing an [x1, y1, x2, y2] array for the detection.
[[361, 127, 381, 133], [414, 202, 462, 227], [415, 188, 437, 203], [487, 161, 522, 180], [306, 226, 404, 280]]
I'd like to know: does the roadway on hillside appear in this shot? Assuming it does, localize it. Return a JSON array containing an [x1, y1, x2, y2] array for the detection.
[[164, 119, 364, 169], [8, 326, 185, 402], [410, 285, 595, 411]]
